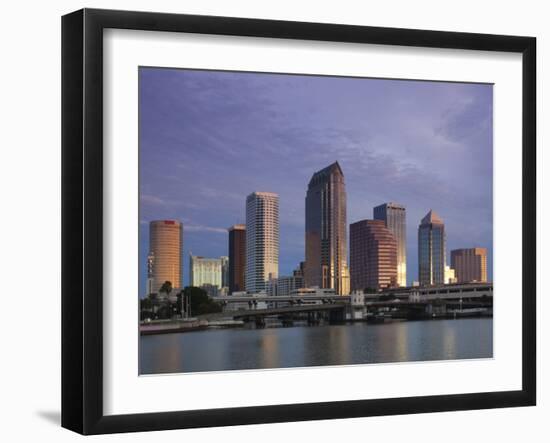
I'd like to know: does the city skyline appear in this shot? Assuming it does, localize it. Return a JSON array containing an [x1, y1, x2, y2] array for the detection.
[[139, 67, 493, 292]]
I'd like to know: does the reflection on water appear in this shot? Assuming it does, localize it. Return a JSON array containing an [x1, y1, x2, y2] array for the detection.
[[139, 318, 493, 375]]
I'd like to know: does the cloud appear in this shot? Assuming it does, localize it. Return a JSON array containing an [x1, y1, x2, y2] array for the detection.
[[184, 224, 227, 234], [138, 68, 493, 289]]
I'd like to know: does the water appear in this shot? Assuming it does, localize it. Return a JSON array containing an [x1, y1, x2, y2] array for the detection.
[[139, 318, 493, 374]]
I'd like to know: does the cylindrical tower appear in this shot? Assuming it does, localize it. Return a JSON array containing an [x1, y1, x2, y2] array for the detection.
[[149, 220, 183, 292]]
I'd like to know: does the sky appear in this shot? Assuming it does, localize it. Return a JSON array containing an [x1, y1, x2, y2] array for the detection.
[[139, 67, 493, 294]]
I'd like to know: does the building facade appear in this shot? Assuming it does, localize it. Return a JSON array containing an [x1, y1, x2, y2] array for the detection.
[[374, 202, 407, 286], [148, 220, 183, 294], [245, 192, 279, 293], [189, 255, 227, 294], [451, 247, 488, 283], [266, 275, 305, 297], [418, 210, 446, 286], [220, 256, 229, 288], [305, 162, 350, 295], [350, 219, 398, 291], [444, 265, 457, 284], [228, 224, 246, 293]]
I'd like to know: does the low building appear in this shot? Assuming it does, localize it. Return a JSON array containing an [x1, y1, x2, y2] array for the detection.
[[266, 274, 304, 297], [451, 247, 488, 283], [444, 266, 457, 284]]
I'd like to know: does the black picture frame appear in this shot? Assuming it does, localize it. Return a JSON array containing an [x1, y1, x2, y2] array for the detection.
[[62, 8, 536, 435]]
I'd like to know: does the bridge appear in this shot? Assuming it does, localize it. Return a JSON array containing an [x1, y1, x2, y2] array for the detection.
[[205, 282, 493, 323], [211, 294, 350, 304], [200, 303, 346, 321]]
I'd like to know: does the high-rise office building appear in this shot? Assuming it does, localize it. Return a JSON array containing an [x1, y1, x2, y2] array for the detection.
[[245, 192, 279, 293], [350, 219, 398, 291], [451, 248, 488, 283], [418, 210, 446, 286], [228, 224, 246, 293], [148, 220, 183, 293], [374, 202, 407, 286], [305, 162, 349, 295], [189, 255, 227, 294]]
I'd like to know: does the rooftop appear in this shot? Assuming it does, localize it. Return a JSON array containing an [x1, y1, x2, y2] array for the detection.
[[421, 209, 444, 225]]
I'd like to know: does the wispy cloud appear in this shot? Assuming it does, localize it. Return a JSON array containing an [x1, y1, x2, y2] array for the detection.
[[139, 68, 493, 289], [184, 224, 227, 234]]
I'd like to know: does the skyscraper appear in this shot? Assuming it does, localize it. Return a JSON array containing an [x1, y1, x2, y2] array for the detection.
[[418, 210, 446, 286], [305, 162, 349, 295], [374, 202, 407, 286], [245, 192, 279, 293], [228, 224, 246, 293], [148, 220, 183, 293], [350, 219, 398, 291], [451, 248, 488, 283]]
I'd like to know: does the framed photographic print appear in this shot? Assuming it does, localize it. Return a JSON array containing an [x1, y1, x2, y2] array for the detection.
[[61, 8, 536, 435]]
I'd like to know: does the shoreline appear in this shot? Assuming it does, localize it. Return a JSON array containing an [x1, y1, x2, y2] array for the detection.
[[139, 313, 492, 336]]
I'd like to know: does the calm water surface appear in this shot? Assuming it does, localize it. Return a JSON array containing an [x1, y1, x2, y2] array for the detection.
[[140, 318, 492, 374]]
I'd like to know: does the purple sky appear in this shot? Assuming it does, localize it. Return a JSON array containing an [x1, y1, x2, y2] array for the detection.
[[139, 67, 493, 294]]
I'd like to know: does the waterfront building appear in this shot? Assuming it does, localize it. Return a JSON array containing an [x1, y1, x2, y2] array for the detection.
[[374, 202, 407, 286], [228, 224, 246, 293], [350, 219, 398, 291], [189, 255, 227, 294], [266, 274, 305, 297], [418, 210, 446, 286], [444, 265, 457, 284], [220, 256, 229, 288], [148, 220, 183, 293], [451, 247, 488, 283], [245, 192, 279, 293], [305, 162, 350, 295]]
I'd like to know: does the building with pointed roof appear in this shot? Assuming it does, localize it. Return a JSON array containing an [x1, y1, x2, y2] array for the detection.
[[305, 162, 349, 295], [418, 209, 446, 286]]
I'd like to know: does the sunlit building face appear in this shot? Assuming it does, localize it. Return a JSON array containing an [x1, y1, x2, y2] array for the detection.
[[350, 219, 398, 291], [245, 192, 279, 293], [305, 162, 349, 295], [374, 202, 407, 287], [148, 220, 183, 292], [451, 248, 488, 283]]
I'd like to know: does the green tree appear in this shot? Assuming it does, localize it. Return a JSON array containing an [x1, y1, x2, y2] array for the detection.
[[159, 281, 173, 294], [183, 286, 222, 315], [140, 297, 152, 311]]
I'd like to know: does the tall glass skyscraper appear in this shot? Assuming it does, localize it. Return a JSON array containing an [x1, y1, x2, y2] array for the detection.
[[374, 202, 407, 286], [418, 210, 446, 286], [245, 192, 279, 293], [305, 162, 349, 295]]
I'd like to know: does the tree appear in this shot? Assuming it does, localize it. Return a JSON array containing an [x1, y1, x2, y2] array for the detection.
[[182, 286, 222, 315], [140, 297, 152, 311], [159, 281, 173, 294]]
